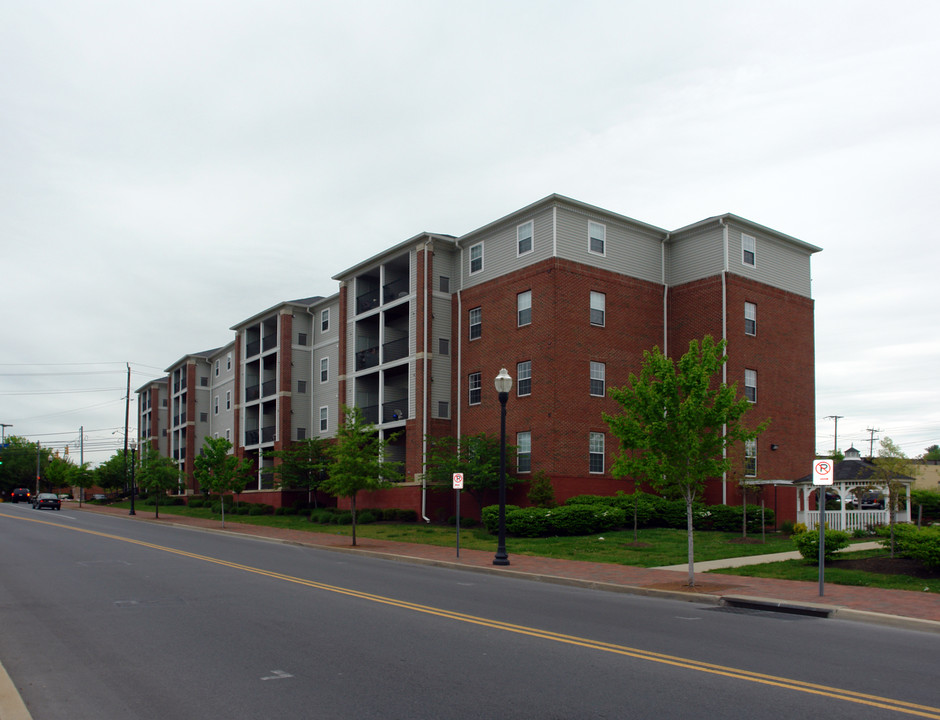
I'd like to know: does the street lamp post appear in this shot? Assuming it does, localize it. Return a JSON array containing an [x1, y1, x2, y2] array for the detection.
[[493, 368, 512, 566], [129, 440, 137, 516]]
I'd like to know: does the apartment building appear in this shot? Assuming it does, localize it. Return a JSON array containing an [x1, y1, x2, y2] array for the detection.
[[137, 194, 819, 520]]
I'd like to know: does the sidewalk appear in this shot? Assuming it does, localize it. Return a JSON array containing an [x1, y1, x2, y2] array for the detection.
[[76, 506, 940, 633]]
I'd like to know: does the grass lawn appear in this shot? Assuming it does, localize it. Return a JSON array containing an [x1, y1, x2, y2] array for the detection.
[[106, 500, 932, 593], [113, 500, 795, 567]]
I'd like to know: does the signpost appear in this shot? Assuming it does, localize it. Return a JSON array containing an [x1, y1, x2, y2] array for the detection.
[[453, 473, 464, 557], [812, 460, 834, 596]]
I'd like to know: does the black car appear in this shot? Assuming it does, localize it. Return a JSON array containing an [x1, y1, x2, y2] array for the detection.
[[10, 488, 31, 503], [33, 493, 61, 511]]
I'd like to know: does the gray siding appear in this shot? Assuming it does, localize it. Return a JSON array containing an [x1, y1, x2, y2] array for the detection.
[[667, 226, 724, 286], [431, 293, 453, 418], [554, 205, 663, 283], [726, 221, 813, 297], [460, 206, 555, 290]]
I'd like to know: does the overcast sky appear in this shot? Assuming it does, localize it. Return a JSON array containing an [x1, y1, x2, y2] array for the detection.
[[2, 0, 938, 467]]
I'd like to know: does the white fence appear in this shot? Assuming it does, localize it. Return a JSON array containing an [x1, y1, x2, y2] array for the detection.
[[799, 509, 909, 532]]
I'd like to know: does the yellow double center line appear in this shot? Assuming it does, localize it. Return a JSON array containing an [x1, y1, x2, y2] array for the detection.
[[12, 513, 940, 718]]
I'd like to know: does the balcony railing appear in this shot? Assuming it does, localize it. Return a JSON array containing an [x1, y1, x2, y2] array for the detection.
[[359, 404, 380, 424], [245, 429, 259, 445], [382, 402, 408, 423], [383, 337, 409, 363], [261, 426, 276, 443], [356, 346, 380, 370], [357, 290, 380, 314], [383, 276, 409, 303], [262, 379, 276, 397], [246, 339, 261, 357], [262, 334, 277, 349], [246, 385, 260, 401]]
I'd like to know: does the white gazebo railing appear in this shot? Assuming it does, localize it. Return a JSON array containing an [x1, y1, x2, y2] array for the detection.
[[796, 480, 911, 531]]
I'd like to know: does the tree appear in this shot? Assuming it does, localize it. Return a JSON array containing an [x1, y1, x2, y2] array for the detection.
[[193, 437, 254, 528], [70, 462, 95, 505], [137, 445, 181, 518], [43, 455, 75, 493], [268, 437, 330, 508], [95, 451, 132, 494], [0, 436, 50, 493], [605, 336, 767, 587], [321, 406, 401, 546], [425, 433, 519, 513], [873, 437, 917, 557], [924, 444, 940, 462]]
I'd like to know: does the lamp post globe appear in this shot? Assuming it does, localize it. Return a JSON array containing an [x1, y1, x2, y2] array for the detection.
[[493, 368, 512, 566]]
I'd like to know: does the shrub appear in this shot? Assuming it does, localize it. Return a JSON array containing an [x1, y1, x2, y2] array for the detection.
[[357, 510, 379, 524], [791, 529, 851, 561], [309, 508, 333, 524], [331, 512, 353, 525], [780, 520, 796, 535], [481, 505, 520, 534], [187, 497, 205, 509], [484, 504, 626, 537], [703, 504, 774, 532], [447, 516, 479, 528], [526, 470, 557, 508]]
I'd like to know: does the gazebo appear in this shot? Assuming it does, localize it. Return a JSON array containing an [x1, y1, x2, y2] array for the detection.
[[794, 447, 914, 531]]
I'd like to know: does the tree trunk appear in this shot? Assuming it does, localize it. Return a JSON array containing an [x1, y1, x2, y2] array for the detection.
[[351, 494, 357, 547], [686, 496, 695, 587]]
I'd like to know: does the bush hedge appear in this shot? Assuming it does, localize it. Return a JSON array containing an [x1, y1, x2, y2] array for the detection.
[[877, 523, 940, 568], [791, 529, 852, 561]]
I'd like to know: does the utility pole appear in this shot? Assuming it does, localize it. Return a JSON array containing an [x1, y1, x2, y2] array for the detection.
[[124, 363, 130, 494], [0, 423, 11, 445], [825, 415, 844, 457], [866, 427, 882, 460]]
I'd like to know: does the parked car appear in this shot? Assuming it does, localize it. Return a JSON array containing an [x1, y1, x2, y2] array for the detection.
[[10, 488, 31, 503], [33, 493, 61, 511], [91, 494, 108, 502]]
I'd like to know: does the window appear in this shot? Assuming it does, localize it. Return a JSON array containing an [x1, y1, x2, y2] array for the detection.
[[440, 276, 450, 293], [321, 309, 330, 333], [517, 290, 531, 327], [215, 359, 220, 376], [590, 291, 606, 326], [297, 428, 306, 441], [517, 432, 531, 473], [225, 390, 231, 410], [319, 406, 328, 432], [226, 353, 232, 371], [438, 401, 449, 418], [742, 234, 756, 267], [200, 376, 208, 387], [745, 369, 757, 403], [225, 428, 231, 442], [439, 338, 450, 355], [744, 302, 757, 336], [213, 396, 219, 415], [298, 380, 307, 394], [517, 221, 533, 255], [745, 438, 757, 477], [517, 361, 531, 396], [590, 361, 606, 396], [469, 307, 482, 340], [298, 332, 308, 346], [200, 412, 208, 423], [589, 432, 605, 473], [469, 372, 482, 405], [589, 221, 606, 255], [320, 357, 329, 383], [469, 243, 483, 274]]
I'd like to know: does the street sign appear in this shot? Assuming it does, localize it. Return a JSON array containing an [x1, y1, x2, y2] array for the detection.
[[813, 459, 834, 486], [452, 473, 464, 490]]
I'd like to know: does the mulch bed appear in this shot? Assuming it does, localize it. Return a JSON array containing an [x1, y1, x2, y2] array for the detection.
[[827, 555, 940, 580]]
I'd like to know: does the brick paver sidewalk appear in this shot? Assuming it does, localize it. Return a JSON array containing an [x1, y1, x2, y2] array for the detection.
[[76, 505, 940, 631]]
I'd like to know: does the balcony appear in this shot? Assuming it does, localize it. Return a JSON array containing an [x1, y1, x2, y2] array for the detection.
[[262, 379, 276, 397], [382, 276, 409, 303], [246, 384, 260, 402], [261, 426, 276, 443], [383, 337, 409, 364], [357, 346, 380, 370], [245, 429, 259, 445], [359, 404, 380, 424], [382, 402, 408, 423], [246, 340, 261, 357]]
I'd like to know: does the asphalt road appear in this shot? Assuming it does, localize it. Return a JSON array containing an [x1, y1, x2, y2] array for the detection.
[[1, 502, 937, 720]]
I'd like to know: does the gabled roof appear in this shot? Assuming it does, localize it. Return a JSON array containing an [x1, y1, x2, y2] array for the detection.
[[794, 458, 915, 485]]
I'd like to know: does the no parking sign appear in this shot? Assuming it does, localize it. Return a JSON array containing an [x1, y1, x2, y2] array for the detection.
[[813, 460, 834, 486]]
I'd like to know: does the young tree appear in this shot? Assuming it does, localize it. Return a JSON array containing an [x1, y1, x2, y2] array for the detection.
[[924, 444, 940, 462], [873, 436, 917, 557], [95, 451, 132, 495], [605, 336, 767, 587], [44, 455, 75, 494], [321, 406, 401, 546], [425, 433, 519, 513], [268, 437, 330, 508], [137, 445, 181, 519], [193, 437, 254, 528]]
